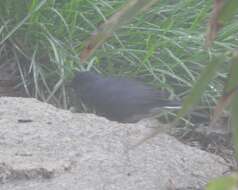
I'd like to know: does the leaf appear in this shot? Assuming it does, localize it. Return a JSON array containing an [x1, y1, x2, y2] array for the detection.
[[206, 174, 238, 190], [227, 52, 238, 159], [218, 0, 238, 24], [224, 52, 238, 93], [210, 51, 238, 126], [176, 54, 225, 120], [231, 92, 238, 160]]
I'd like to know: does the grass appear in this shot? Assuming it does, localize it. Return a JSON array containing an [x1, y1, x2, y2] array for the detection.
[[0, 0, 238, 124]]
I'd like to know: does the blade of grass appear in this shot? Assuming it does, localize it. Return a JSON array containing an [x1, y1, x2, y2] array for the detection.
[[210, 51, 238, 126], [176, 54, 225, 120], [206, 174, 238, 190], [231, 93, 238, 160]]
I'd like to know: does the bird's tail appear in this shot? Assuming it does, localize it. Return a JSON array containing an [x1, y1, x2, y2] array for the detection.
[[160, 99, 181, 109]]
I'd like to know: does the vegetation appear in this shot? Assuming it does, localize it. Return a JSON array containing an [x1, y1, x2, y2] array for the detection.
[[1, 1, 238, 188], [0, 0, 234, 109]]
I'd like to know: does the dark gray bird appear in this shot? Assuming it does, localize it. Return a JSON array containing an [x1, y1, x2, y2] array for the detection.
[[71, 71, 180, 123]]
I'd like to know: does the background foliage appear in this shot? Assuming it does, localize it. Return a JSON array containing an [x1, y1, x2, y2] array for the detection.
[[1, 0, 238, 189], [2, 0, 237, 111]]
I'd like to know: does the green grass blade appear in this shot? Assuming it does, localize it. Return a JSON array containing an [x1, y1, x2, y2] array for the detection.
[[224, 52, 238, 93], [206, 175, 238, 190], [218, 0, 238, 25], [227, 52, 238, 159], [176, 54, 225, 119], [232, 94, 238, 160]]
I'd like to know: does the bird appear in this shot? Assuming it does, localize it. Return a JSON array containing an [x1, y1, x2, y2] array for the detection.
[[71, 71, 181, 123]]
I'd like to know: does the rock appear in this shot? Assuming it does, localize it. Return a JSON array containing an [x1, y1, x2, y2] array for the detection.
[[0, 97, 230, 190]]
